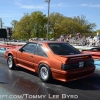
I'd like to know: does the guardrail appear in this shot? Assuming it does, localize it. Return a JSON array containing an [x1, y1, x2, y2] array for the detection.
[[0, 41, 26, 46], [0, 41, 25, 50], [0, 44, 22, 49]]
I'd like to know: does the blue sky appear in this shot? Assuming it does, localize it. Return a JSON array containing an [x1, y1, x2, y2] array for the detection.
[[0, 0, 100, 30]]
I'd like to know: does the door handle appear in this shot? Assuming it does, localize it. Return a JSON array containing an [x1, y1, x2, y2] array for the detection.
[[30, 56, 33, 58]]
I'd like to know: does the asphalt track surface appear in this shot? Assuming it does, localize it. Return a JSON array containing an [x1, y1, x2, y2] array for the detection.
[[0, 52, 100, 100]]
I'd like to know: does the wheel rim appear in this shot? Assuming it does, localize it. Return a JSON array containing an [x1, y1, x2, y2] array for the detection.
[[8, 57, 13, 68], [40, 67, 48, 80]]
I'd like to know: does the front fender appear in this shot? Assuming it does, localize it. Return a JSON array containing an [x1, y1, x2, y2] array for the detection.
[[5, 49, 18, 64]]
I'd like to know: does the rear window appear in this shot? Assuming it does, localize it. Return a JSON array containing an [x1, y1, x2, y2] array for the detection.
[[48, 43, 81, 55]]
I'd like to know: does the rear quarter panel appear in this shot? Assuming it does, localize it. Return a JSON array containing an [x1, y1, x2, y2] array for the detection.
[[33, 43, 63, 72]]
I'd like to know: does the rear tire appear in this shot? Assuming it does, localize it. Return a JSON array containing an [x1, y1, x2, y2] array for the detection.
[[7, 55, 16, 70], [38, 64, 52, 82]]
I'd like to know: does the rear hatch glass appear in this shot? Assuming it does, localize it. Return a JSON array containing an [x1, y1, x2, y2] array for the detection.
[[48, 43, 81, 55]]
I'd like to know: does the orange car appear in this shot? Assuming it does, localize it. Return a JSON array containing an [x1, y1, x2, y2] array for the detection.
[[5, 41, 95, 82]]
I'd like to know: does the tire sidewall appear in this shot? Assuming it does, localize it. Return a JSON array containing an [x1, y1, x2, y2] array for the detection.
[[38, 64, 52, 82], [7, 55, 15, 69]]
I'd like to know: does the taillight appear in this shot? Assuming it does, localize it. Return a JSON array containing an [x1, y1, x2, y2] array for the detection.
[[61, 60, 94, 71], [85, 60, 94, 66], [61, 63, 79, 70]]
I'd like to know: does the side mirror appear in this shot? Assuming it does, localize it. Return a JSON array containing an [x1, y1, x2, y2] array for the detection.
[[19, 48, 24, 52]]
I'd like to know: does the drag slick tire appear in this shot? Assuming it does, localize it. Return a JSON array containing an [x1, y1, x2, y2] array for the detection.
[[38, 64, 52, 82], [7, 55, 16, 70]]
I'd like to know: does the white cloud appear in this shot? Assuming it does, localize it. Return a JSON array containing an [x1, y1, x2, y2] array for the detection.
[[14, 0, 45, 9], [81, 4, 100, 8], [81, 4, 88, 6], [21, 5, 45, 9], [89, 4, 100, 7], [51, 3, 70, 7], [14, 0, 70, 9]]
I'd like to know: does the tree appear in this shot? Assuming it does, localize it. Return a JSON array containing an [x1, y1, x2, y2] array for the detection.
[[49, 12, 67, 38], [49, 14, 97, 38], [11, 20, 18, 28], [30, 11, 47, 38], [12, 13, 32, 39], [12, 12, 97, 40], [72, 15, 96, 34], [12, 11, 47, 40]]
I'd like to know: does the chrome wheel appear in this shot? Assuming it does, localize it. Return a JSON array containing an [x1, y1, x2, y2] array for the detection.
[[8, 57, 13, 68], [7, 55, 15, 69], [39, 64, 52, 82], [40, 67, 48, 80]]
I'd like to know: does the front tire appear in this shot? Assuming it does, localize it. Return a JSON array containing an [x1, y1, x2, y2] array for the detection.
[[38, 64, 52, 82], [7, 55, 16, 70]]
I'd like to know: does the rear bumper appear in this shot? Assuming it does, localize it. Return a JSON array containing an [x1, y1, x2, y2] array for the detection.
[[51, 66, 95, 82]]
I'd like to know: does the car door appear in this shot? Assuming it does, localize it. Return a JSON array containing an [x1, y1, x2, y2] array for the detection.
[[16, 43, 37, 69]]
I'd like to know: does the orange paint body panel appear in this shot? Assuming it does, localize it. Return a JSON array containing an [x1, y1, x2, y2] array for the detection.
[[5, 41, 95, 82], [51, 66, 95, 82]]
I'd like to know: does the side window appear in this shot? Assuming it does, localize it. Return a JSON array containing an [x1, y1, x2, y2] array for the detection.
[[35, 44, 47, 57], [22, 43, 37, 54]]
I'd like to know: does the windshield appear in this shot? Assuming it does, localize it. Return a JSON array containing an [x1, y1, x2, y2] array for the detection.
[[48, 43, 81, 55]]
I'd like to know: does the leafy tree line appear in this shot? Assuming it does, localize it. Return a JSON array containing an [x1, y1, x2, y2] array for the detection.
[[11, 11, 97, 40]]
